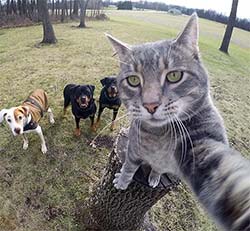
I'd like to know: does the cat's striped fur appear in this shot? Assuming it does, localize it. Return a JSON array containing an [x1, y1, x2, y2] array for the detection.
[[107, 13, 250, 230]]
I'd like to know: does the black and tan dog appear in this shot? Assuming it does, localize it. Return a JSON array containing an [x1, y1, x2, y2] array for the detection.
[[96, 76, 121, 131], [63, 84, 96, 136], [0, 89, 55, 154]]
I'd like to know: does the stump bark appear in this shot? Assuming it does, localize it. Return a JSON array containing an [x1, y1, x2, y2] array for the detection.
[[80, 128, 180, 230]]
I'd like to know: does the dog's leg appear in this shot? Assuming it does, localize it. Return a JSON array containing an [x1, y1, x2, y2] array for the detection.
[[111, 109, 119, 131], [95, 106, 105, 128], [23, 134, 29, 150], [75, 117, 81, 136], [35, 125, 47, 154], [90, 115, 96, 132], [47, 107, 55, 124], [63, 95, 71, 116]]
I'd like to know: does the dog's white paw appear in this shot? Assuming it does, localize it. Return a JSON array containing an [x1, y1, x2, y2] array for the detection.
[[41, 145, 48, 154], [23, 142, 29, 150], [50, 118, 55, 124], [113, 173, 130, 190], [148, 173, 161, 188]]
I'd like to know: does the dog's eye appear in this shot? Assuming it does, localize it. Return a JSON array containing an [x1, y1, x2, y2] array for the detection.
[[18, 116, 22, 120], [127, 75, 140, 87], [7, 119, 11, 123], [166, 71, 183, 83]]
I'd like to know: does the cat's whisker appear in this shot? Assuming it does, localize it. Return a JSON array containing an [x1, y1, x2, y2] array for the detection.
[[176, 117, 195, 175], [173, 115, 187, 167], [137, 119, 142, 154], [108, 56, 130, 66], [166, 115, 175, 155], [169, 113, 178, 153], [181, 110, 192, 121]]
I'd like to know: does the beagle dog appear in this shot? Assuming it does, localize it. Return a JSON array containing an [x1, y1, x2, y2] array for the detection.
[[0, 89, 55, 154]]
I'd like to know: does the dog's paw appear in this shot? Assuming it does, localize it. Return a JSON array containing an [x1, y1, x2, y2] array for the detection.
[[113, 173, 130, 190], [50, 118, 55, 124], [91, 125, 97, 133], [148, 173, 161, 188], [74, 129, 81, 137], [23, 142, 29, 150], [110, 122, 116, 131], [41, 145, 48, 154], [94, 121, 100, 128]]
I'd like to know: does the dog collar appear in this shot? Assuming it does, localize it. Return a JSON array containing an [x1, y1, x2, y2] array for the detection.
[[24, 120, 38, 131]]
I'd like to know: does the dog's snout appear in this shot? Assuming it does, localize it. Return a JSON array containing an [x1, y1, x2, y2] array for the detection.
[[143, 103, 160, 114], [14, 128, 21, 134], [81, 96, 87, 102]]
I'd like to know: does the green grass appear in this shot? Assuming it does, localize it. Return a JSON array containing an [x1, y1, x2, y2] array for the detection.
[[0, 10, 249, 230]]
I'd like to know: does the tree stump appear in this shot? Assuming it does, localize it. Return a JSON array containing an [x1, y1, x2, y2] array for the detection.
[[79, 128, 180, 230]]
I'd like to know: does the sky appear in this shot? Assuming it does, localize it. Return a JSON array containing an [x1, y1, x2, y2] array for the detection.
[[158, 0, 249, 19]]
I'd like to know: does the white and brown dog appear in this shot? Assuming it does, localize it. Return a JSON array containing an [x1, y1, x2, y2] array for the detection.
[[0, 89, 55, 154]]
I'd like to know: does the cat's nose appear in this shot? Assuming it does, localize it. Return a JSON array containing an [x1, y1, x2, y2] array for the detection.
[[143, 103, 160, 114]]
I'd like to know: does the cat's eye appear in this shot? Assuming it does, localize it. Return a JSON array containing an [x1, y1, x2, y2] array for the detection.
[[166, 71, 183, 83], [127, 75, 140, 87]]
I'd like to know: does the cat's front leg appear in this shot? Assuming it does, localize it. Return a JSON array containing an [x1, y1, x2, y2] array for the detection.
[[113, 160, 141, 190]]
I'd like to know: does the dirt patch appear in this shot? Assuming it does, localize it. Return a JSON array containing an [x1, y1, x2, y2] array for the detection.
[[88, 135, 115, 149]]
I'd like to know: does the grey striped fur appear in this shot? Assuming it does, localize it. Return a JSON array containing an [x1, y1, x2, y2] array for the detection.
[[107, 13, 250, 230]]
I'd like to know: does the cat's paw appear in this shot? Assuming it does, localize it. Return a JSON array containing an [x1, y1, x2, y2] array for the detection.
[[148, 173, 161, 188], [113, 173, 130, 190]]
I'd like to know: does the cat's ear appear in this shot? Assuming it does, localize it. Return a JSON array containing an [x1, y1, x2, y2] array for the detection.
[[105, 33, 131, 59], [174, 13, 199, 53]]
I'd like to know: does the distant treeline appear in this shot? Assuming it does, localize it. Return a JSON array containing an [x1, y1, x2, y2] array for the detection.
[[0, 0, 103, 27], [104, 1, 250, 32]]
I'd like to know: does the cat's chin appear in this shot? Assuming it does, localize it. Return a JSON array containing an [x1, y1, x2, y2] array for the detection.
[[143, 118, 169, 127]]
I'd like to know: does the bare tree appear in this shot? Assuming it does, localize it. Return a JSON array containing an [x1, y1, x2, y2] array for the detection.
[[73, 0, 79, 16], [61, 0, 65, 22], [78, 0, 89, 28], [37, 0, 57, 44], [79, 129, 179, 230], [219, 0, 239, 53]]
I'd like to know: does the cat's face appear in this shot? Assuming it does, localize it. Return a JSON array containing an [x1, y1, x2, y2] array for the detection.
[[107, 14, 209, 126]]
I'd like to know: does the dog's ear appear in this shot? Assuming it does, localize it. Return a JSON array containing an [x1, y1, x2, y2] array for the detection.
[[88, 85, 95, 93], [21, 106, 29, 117], [0, 109, 8, 123], [100, 77, 108, 86]]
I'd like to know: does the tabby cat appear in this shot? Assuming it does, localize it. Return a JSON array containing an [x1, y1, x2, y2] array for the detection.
[[107, 13, 250, 230]]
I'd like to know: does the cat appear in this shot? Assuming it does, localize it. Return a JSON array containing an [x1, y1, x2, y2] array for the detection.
[[106, 13, 250, 230]]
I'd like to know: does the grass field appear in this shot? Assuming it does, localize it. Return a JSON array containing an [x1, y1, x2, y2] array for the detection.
[[0, 10, 249, 230]]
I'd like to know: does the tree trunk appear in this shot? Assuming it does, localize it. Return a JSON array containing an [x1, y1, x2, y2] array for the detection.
[[219, 0, 239, 54], [78, 129, 180, 230], [73, 0, 79, 16], [52, 0, 54, 15], [61, 0, 65, 22], [22, 0, 27, 16], [78, 0, 89, 28], [38, 0, 57, 44], [69, 0, 73, 18], [6, 0, 10, 15]]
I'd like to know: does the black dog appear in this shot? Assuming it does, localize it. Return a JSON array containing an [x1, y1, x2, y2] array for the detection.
[[96, 76, 121, 131], [63, 84, 96, 136]]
